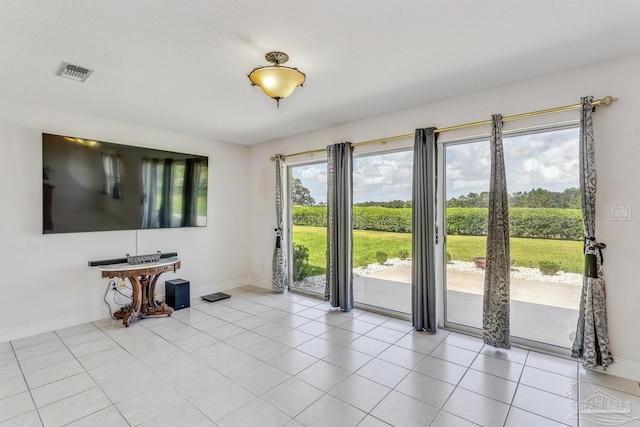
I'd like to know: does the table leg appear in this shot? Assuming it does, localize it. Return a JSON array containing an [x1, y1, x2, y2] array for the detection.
[[112, 274, 172, 325], [114, 276, 142, 327], [139, 275, 150, 315], [147, 273, 173, 317]]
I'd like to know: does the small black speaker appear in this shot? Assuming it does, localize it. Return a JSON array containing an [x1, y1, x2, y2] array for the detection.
[[165, 279, 190, 310]]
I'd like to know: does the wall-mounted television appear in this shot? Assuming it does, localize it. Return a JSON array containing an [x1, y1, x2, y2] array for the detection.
[[42, 133, 208, 234]]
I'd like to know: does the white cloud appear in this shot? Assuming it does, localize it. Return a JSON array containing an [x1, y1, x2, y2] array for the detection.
[[445, 140, 491, 197], [446, 127, 579, 198], [292, 163, 327, 203], [353, 151, 413, 203], [291, 127, 580, 204]]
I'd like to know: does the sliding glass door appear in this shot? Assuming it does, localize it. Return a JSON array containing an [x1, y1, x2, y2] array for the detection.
[[443, 126, 582, 349], [443, 139, 489, 330], [352, 150, 413, 315], [289, 162, 327, 295]]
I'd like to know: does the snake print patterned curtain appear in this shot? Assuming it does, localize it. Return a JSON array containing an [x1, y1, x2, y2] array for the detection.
[[571, 96, 613, 368], [483, 114, 511, 349], [272, 155, 288, 293]]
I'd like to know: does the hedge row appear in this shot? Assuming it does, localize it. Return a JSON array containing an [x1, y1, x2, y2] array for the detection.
[[447, 207, 583, 240], [292, 206, 327, 227], [353, 206, 412, 233], [293, 206, 411, 232], [292, 206, 583, 240]]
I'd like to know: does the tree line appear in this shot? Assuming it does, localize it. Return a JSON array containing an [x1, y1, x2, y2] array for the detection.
[[293, 205, 583, 240], [447, 187, 580, 209], [293, 176, 580, 210]]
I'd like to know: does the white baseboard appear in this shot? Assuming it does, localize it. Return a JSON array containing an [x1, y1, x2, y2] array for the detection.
[[247, 276, 272, 289], [588, 357, 640, 381], [191, 277, 251, 297], [0, 309, 104, 343], [0, 277, 252, 344], [9, 278, 636, 383]]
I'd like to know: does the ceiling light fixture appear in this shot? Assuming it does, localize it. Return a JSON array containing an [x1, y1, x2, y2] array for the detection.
[[248, 51, 305, 108]]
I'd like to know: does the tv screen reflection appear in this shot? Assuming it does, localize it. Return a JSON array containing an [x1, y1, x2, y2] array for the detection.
[[42, 133, 208, 234]]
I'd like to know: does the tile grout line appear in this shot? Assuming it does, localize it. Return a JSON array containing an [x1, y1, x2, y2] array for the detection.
[[8, 340, 44, 426], [4, 287, 629, 427], [52, 327, 131, 427]]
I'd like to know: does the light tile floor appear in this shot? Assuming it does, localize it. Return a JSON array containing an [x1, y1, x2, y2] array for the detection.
[[1, 285, 639, 427]]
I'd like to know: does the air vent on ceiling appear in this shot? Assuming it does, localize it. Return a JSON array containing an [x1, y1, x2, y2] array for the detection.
[[56, 62, 93, 82]]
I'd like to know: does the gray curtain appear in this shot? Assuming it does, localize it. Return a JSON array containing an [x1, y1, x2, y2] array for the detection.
[[412, 128, 438, 332], [159, 159, 174, 228], [483, 114, 511, 349], [181, 159, 198, 227], [272, 155, 288, 293], [141, 158, 160, 229], [571, 96, 613, 368], [101, 153, 121, 199], [101, 153, 112, 195], [112, 155, 121, 199], [326, 142, 354, 311]]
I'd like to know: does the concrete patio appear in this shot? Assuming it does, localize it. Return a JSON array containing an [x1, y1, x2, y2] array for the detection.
[[355, 265, 580, 348], [292, 264, 581, 348]]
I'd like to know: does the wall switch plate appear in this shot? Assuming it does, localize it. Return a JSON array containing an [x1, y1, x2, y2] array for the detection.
[[611, 206, 632, 221]]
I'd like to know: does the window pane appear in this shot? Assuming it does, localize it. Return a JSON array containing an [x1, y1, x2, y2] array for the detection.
[[290, 163, 327, 294], [504, 128, 581, 348], [445, 140, 489, 329], [352, 150, 413, 314], [444, 127, 581, 348]]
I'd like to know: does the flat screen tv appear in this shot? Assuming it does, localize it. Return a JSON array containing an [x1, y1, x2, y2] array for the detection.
[[42, 133, 208, 234]]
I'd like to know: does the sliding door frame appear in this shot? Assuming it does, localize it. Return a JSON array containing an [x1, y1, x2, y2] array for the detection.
[[286, 159, 328, 299], [350, 145, 415, 319], [439, 121, 580, 356]]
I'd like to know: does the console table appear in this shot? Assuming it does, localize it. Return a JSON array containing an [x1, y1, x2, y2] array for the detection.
[[99, 258, 180, 327]]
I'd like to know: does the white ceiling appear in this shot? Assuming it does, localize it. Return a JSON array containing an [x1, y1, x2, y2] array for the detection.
[[1, 1, 640, 145]]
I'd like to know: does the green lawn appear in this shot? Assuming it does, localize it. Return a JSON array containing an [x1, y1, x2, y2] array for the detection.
[[447, 235, 583, 273], [291, 226, 327, 274], [292, 225, 584, 274]]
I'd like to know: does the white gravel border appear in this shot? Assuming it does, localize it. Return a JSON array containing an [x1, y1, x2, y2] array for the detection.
[[294, 257, 582, 289], [447, 260, 582, 285]]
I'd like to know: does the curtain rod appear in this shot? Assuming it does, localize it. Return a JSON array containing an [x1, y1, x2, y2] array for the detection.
[[270, 96, 617, 161]]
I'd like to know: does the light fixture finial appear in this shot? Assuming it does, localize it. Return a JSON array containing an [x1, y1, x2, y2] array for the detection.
[[265, 51, 289, 66], [248, 51, 305, 108]]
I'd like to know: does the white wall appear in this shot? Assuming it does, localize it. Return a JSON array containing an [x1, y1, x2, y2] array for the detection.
[[248, 53, 640, 379], [0, 101, 250, 342]]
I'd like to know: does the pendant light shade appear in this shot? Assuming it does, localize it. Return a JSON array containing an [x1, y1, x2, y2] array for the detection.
[[248, 51, 305, 108]]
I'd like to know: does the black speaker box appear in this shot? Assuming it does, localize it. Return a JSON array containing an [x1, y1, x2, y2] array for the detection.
[[165, 279, 190, 310]]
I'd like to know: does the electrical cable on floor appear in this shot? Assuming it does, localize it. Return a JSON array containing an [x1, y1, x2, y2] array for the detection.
[[104, 280, 117, 319], [104, 280, 133, 319]]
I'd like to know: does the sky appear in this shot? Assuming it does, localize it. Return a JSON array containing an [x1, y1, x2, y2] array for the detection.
[[291, 127, 580, 204], [292, 162, 328, 204], [291, 151, 413, 204]]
